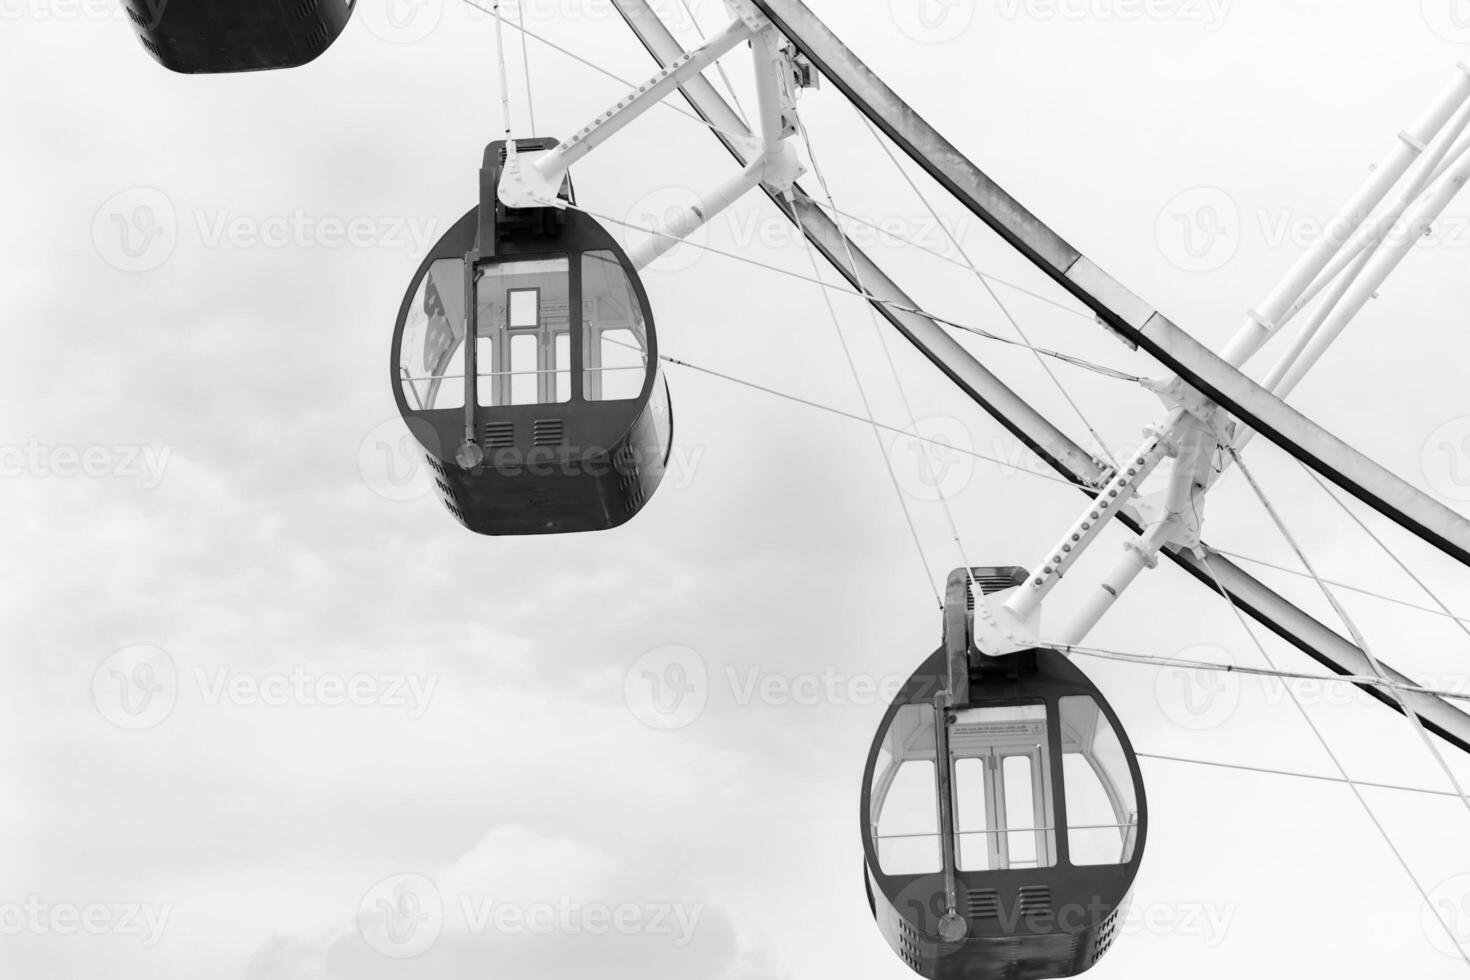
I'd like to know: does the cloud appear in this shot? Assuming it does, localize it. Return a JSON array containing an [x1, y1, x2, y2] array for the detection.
[[244, 825, 788, 980]]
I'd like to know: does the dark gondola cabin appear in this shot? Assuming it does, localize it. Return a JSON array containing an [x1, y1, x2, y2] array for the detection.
[[392, 139, 672, 536], [123, 0, 354, 73], [863, 568, 1147, 980]]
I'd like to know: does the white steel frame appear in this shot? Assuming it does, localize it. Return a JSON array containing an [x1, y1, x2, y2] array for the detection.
[[488, 0, 1470, 749], [1006, 62, 1470, 647], [496, 0, 806, 271]]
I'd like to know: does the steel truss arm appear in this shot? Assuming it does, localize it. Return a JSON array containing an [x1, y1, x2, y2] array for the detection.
[[499, 0, 804, 270], [609, 0, 1470, 753], [610, 0, 1100, 483], [749, 0, 1470, 570]]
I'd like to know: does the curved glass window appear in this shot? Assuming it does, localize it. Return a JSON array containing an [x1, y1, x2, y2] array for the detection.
[[476, 258, 572, 407], [1059, 696, 1139, 866], [582, 251, 649, 401], [870, 704, 941, 875], [949, 704, 1056, 871], [398, 258, 466, 411]]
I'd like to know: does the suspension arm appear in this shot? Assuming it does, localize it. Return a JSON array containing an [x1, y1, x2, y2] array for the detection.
[[609, 0, 1470, 753], [498, 13, 760, 209], [749, 0, 1470, 570]]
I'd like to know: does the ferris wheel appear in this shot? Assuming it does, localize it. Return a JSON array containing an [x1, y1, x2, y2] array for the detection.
[[119, 1, 1470, 976]]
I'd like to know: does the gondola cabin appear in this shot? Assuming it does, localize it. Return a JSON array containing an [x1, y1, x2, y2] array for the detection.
[[862, 568, 1147, 980], [392, 138, 672, 535], [123, 0, 354, 73]]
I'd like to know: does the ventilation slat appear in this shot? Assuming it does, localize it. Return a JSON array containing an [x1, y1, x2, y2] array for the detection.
[[968, 889, 1001, 919], [532, 419, 565, 447], [483, 420, 514, 450], [1016, 885, 1053, 917]]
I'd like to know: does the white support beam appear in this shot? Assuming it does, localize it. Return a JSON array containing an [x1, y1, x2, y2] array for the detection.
[[505, 0, 799, 267], [750, 0, 1470, 569], [1266, 145, 1470, 401], [1004, 416, 1181, 623], [1214, 90, 1470, 449], [1218, 64, 1470, 370], [611, 0, 752, 139], [1275, 91, 1470, 336], [1060, 416, 1212, 644], [1056, 80, 1470, 614], [627, 21, 804, 269], [627, 159, 767, 269], [497, 15, 759, 209], [610, 0, 1470, 753], [882, 55, 1470, 636], [537, 15, 755, 181]]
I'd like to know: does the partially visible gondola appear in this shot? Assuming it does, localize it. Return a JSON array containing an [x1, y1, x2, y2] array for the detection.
[[862, 568, 1147, 980], [392, 138, 672, 536], [123, 0, 354, 73]]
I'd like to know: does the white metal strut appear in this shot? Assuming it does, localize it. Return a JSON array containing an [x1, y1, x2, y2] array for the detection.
[[516, 0, 1470, 752]]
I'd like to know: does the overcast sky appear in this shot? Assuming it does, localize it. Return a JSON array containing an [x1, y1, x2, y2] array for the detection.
[[7, 0, 1470, 977]]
